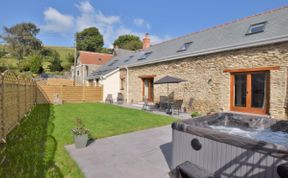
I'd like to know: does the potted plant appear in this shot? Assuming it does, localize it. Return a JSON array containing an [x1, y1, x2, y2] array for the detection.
[[72, 118, 89, 149]]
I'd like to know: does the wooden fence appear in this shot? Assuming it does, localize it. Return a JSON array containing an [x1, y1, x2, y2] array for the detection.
[[46, 78, 74, 86], [0, 71, 103, 143], [37, 84, 103, 104], [0, 71, 37, 143]]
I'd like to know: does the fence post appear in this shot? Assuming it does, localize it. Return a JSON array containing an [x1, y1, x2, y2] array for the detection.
[[17, 76, 21, 123], [34, 81, 37, 105], [25, 79, 27, 113], [60, 85, 63, 101], [0, 73, 5, 143], [31, 81, 33, 108], [82, 86, 85, 103]]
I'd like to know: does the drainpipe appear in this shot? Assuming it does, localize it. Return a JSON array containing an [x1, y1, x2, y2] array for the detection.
[[82, 64, 85, 86], [125, 66, 129, 103]]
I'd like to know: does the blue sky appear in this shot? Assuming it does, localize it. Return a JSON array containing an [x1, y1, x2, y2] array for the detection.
[[0, 0, 287, 47]]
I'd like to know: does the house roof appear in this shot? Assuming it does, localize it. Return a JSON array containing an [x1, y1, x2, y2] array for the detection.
[[88, 6, 288, 80], [87, 49, 135, 79], [113, 48, 134, 56], [78, 51, 113, 65]]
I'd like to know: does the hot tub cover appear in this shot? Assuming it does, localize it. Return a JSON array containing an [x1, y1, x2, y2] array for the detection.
[[172, 112, 288, 160]]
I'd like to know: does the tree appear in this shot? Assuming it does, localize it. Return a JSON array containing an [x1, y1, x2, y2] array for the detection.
[[18, 59, 31, 72], [38, 48, 63, 72], [0, 48, 7, 58], [76, 27, 104, 52], [29, 55, 43, 74], [100, 48, 113, 54], [48, 51, 63, 72], [113, 35, 142, 51], [1, 23, 42, 59]]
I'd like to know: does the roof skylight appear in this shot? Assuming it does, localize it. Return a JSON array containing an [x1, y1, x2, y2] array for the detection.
[[246, 22, 267, 35], [124, 55, 134, 63], [138, 52, 152, 60], [108, 60, 118, 66], [177, 42, 193, 52]]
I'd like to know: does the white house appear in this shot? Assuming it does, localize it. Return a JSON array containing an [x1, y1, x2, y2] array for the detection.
[[87, 48, 136, 102]]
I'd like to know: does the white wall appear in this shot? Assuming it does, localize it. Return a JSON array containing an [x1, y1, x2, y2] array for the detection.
[[101, 70, 120, 102]]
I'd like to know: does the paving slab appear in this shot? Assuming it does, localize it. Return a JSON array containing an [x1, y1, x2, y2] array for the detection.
[[116, 103, 192, 120], [66, 126, 172, 178]]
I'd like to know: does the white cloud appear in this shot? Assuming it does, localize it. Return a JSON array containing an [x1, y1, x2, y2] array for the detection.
[[42, 7, 74, 34], [75, 1, 120, 30], [41, 1, 170, 47], [76, 1, 94, 13], [95, 11, 120, 25], [133, 18, 151, 29]]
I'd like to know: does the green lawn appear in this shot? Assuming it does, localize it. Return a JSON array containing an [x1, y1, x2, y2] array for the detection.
[[0, 103, 175, 178]]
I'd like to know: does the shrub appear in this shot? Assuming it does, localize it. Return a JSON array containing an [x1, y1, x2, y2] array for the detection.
[[48, 57, 63, 72], [29, 55, 43, 74], [18, 59, 31, 72], [47, 51, 63, 72], [191, 112, 201, 118], [0, 48, 7, 58], [0, 63, 8, 72]]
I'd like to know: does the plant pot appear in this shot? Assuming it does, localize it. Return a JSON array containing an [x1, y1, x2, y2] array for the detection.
[[74, 134, 88, 149]]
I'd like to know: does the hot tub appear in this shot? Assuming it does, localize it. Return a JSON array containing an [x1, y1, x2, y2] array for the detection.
[[171, 112, 288, 178]]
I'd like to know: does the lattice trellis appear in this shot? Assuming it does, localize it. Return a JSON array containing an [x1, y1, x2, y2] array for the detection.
[[2, 70, 18, 83]]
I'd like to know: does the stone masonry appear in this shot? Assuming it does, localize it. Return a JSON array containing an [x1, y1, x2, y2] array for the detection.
[[120, 42, 288, 119]]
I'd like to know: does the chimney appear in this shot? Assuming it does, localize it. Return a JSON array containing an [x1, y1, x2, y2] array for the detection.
[[113, 45, 119, 56], [142, 33, 151, 49]]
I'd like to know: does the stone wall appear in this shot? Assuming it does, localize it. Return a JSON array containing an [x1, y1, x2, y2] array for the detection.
[[73, 64, 101, 86], [120, 42, 288, 119]]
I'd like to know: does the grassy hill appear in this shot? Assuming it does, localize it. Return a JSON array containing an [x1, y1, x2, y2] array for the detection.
[[0, 45, 74, 73], [46, 46, 74, 62], [46, 46, 75, 71]]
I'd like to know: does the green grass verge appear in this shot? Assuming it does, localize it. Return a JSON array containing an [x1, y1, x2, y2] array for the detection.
[[0, 103, 175, 178]]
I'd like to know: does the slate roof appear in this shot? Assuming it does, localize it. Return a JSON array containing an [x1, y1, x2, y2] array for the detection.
[[88, 6, 288, 80], [78, 51, 113, 65], [88, 49, 136, 79]]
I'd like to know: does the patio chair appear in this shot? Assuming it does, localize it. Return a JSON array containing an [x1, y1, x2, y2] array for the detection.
[[105, 94, 113, 104], [168, 92, 174, 103], [171, 100, 183, 115], [117, 92, 124, 104], [159, 96, 168, 111]]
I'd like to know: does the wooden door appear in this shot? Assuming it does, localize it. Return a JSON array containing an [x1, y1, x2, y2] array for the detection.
[[142, 78, 154, 102], [230, 72, 269, 115]]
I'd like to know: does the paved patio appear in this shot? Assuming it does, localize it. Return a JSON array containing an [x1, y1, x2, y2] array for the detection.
[[66, 126, 172, 178], [117, 103, 192, 120]]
